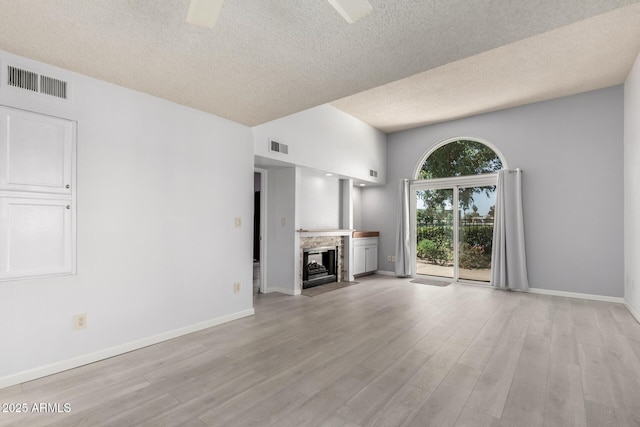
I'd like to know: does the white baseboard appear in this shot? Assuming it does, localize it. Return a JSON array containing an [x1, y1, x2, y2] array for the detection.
[[625, 301, 640, 324], [376, 272, 625, 304], [0, 308, 255, 390], [265, 287, 299, 296], [527, 287, 625, 303], [375, 270, 396, 276]]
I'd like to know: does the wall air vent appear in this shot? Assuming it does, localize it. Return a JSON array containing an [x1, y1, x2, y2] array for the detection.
[[8, 66, 38, 92], [6, 65, 69, 100], [369, 169, 378, 178], [40, 75, 68, 99], [269, 139, 288, 154]]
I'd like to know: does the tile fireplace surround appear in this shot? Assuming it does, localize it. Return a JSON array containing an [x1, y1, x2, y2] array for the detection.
[[298, 230, 351, 290]]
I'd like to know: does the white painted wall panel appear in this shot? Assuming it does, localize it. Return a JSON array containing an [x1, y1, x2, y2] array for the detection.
[[0, 50, 254, 385], [266, 167, 297, 294], [352, 186, 362, 230], [624, 52, 640, 316], [298, 171, 341, 230], [252, 104, 386, 184]]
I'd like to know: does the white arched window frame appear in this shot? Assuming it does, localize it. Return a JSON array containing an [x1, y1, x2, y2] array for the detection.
[[409, 137, 507, 283], [412, 136, 508, 181]]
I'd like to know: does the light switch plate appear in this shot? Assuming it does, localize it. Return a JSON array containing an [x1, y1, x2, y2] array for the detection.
[[74, 313, 87, 330]]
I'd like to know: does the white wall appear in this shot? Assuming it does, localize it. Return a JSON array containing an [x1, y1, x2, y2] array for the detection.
[[254, 105, 385, 291], [0, 51, 255, 386], [253, 104, 387, 185], [265, 167, 298, 294], [254, 172, 261, 192], [624, 52, 640, 319], [298, 170, 341, 230], [363, 87, 624, 298], [352, 186, 363, 230]]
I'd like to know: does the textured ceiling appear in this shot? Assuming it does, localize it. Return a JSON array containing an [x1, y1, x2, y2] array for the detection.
[[332, 3, 640, 132], [0, 0, 639, 132]]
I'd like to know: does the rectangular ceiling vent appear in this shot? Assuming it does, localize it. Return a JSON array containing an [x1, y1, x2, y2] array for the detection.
[[7, 65, 69, 100], [269, 139, 288, 154], [369, 169, 378, 178]]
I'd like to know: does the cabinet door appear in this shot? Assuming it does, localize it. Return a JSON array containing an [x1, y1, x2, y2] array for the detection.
[[365, 245, 378, 272], [0, 197, 75, 280], [353, 245, 366, 275], [0, 106, 74, 194]]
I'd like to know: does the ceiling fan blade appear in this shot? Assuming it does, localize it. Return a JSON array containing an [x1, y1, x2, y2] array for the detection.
[[186, 0, 225, 28], [327, 0, 372, 23]]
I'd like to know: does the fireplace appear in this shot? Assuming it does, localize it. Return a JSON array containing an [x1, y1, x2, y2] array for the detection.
[[303, 246, 338, 289]]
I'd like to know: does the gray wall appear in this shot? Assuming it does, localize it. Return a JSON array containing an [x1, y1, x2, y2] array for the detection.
[[362, 86, 624, 297], [624, 52, 640, 314]]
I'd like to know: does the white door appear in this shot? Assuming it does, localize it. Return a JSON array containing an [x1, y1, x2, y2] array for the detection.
[[365, 244, 378, 272], [353, 245, 366, 275], [0, 197, 74, 280], [0, 106, 74, 194]]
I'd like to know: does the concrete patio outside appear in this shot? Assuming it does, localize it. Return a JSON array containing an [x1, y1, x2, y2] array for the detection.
[[416, 259, 491, 282]]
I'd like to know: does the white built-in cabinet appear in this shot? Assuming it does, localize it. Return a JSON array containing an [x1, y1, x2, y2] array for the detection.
[[353, 237, 378, 276], [0, 106, 76, 281]]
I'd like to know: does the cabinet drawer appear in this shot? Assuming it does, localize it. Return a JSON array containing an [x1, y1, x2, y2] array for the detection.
[[353, 237, 378, 247]]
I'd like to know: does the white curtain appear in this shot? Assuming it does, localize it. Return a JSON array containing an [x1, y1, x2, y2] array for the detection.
[[395, 179, 412, 276], [491, 169, 529, 290]]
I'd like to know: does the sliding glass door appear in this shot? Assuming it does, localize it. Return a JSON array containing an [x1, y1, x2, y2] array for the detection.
[[415, 188, 454, 278], [413, 175, 497, 283], [458, 185, 496, 282]]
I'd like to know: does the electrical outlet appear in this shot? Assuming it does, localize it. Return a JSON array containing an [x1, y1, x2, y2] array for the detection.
[[234, 282, 241, 293], [234, 217, 242, 228], [280, 217, 286, 226], [387, 256, 392, 261], [74, 313, 87, 330], [391, 256, 396, 262]]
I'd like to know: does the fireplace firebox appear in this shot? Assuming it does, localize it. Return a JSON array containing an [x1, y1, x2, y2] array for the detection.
[[303, 246, 338, 289]]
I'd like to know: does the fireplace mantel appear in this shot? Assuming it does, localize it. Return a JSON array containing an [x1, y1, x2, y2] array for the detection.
[[297, 229, 353, 238]]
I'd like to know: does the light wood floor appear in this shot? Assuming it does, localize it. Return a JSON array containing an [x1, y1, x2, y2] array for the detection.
[[2, 275, 640, 427]]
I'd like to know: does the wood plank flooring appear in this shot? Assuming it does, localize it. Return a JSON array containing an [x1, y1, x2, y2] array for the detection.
[[1, 275, 640, 426]]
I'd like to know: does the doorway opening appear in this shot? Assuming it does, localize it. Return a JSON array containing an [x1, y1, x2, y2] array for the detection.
[[253, 168, 267, 296]]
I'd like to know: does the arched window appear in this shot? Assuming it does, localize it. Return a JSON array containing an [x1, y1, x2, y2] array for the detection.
[[417, 139, 503, 180], [412, 138, 505, 283]]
